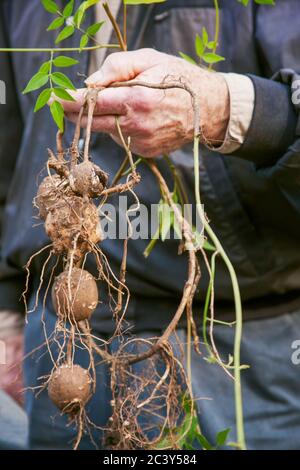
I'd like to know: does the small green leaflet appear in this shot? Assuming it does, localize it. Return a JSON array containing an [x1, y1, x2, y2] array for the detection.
[[55, 25, 75, 44], [179, 52, 197, 65], [238, 0, 275, 5], [255, 0, 275, 3], [159, 200, 172, 242], [203, 239, 216, 252], [201, 52, 225, 64], [202, 26, 208, 46], [23, 72, 49, 94], [86, 21, 104, 36], [181, 26, 224, 66], [63, 0, 74, 18], [34, 88, 52, 112], [50, 100, 64, 132], [51, 72, 76, 90], [207, 40, 216, 49], [53, 56, 79, 67], [41, 0, 58, 14], [195, 34, 205, 57], [197, 434, 214, 450], [80, 34, 89, 49], [39, 61, 51, 73], [75, 0, 99, 27], [47, 16, 64, 31], [216, 428, 230, 447], [53, 88, 75, 101]]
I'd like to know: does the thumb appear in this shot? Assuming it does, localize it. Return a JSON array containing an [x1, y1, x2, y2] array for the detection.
[[85, 48, 164, 87]]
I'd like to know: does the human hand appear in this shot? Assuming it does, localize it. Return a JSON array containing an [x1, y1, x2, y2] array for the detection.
[[0, 310, 24, 405], [0, 333, 24, 405], [62, 48, 229, 157]]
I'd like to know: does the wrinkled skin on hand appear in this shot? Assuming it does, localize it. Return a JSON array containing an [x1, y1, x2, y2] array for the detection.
[[61, 49, 230, 157]]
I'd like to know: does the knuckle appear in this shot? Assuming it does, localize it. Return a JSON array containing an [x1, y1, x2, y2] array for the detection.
[[103, 52, 122, 72], [133, 88, 153, 112]]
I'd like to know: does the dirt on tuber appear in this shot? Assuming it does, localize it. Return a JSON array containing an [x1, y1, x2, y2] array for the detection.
[[69, 161, 108, 198], [45, 196, 102, 258], [48, 364, 92, 414], [52, 267, 98, 322]]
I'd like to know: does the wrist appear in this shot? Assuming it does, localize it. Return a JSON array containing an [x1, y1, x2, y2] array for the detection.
[[199, 72, 230, 146]]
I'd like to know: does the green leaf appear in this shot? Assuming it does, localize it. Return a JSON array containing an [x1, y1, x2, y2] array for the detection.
[[239, 364, 250, 370], [159, 201, 172, 242], [51, 72, 76, 90], [195, 34, 204, 57], [23, 72, 49, 94], [238, 0, 275, 5], [41, 0, 58, 14], [143, 229, 159, 258], [47, 16, 65, 31], [34, 88, 52, 112], [197, 434, 214, 450], [255, 0, 275, 4], [207, 40, 216, 50], [63, 0, 74, 17], [86, 21, 104, 36], [39, 61, 51, 73], [75, 0, 99, 27], [74, 7, 85, 27], [179, 52, 197, 65], [216, 428, 230, 447], [53, 55, 79, 67], [183, 443, 196, 450], [55, 25, 75, 44], [202, 52, 225, 64], [202, 27, 209, 47], [53, 88, 75, 101], [203, 239, 216, 252], [80, 34, 89, 49], [50, 100, 64, 131], [124, 0, 166, 4]]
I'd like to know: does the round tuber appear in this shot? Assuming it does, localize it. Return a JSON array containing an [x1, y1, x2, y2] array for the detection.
[[48, 364, 92, 414], [69, 161, 108, 198], [36, 175, 62, 220], [52, 267, 98, 322], [45, 195, 102, 257]]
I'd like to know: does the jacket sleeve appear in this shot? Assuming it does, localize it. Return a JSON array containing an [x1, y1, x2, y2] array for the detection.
[[0, 4, 25, 312], [232, 70, 300, 217], [232, 70, 300, 167]]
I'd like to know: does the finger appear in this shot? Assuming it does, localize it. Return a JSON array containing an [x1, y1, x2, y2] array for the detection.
[[59, 87, 131, 116], [53, 88, 86, 113], [65, 112, 118, 134], [85, 48, 163, 87]]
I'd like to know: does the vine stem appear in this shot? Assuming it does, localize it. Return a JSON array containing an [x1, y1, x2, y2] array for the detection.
[[209, 0, 220, 71], [208, 0, 245, 448], [193, 135, 245, 450], [0, 44, 119, 53], [103, 2, 127, 51]]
